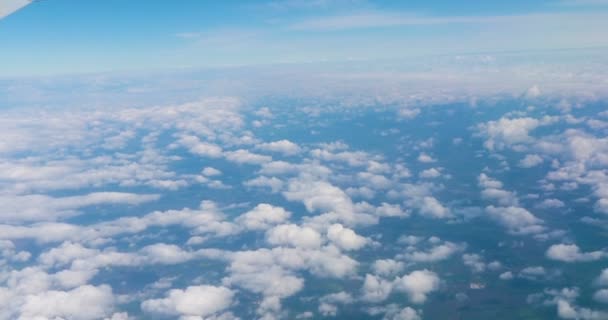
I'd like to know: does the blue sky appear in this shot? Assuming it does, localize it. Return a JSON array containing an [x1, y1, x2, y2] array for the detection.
[[2, 0, 608, 76]]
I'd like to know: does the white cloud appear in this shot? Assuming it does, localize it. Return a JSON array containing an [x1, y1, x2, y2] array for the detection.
[[372, 259, 405, 277], [0, 0, 31, 20], [141, 285, 234, 319], [595, 268, 608, 286], [202, 167, 222, 176], [417, 153, 436, 163], [176, 135, 223, 158], [225, 149, 272, 165], [419, 168, 441, 179], [546, 244, 607, 262], [393, 270, 440, 304], [361, 274, 394, 303], [485, 206, 544, 235], [257, 140, 302, 156], [19, 285, 116, 320], [236, 204, 291, 230], [401, 241, 463, 263], [0, 192, 160, 222], [478, 117, 543, 150], [244, 176, 284, 193], [519, 154, 544, 168], [418, 196, 451, 219], [266, 224, 323, 248], [537, 198, 565, 209], [327, 223, 367, 251]]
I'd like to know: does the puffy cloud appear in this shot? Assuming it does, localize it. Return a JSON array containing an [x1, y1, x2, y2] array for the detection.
[[257, 140, 301, 156], [385, 307, 421, 320], [318, 291, 354, 316], [419, 168, 441, 179], [593, 289, 608, 304], [266, 224, 323, 248], [417, 196, 451, 219], [236, 204, 291, 231], [546, 244, 607, 262], [462, 254, 486, 273], [201, 167, 222, 176], [401, 241, 464, 263], [478, 117, 542, 150], [326, 224, 367, 251], [361, 274, 394, 303], [19, 285, 116, 320], [283, 178, 376, 227], [375, 203, 410, 218], [243, 176, 284, 193], [478, 174, 519, 206], [417, 153, 436, 163], [556, 299, 607, 319], [225, 149, 272, 165], [518, 266, 547, 280], [0, 192, 160, 222], [485, 206, 544, 235], [372, 259, 405, 277], [537, 198, 565, 209], [393, 270, 440, 304], [595, 268, 608, 286], [499, 271, 514, 280], [176, 135, 223, 158], [141, 285, 234, 319], [519, 154, 544, 168]]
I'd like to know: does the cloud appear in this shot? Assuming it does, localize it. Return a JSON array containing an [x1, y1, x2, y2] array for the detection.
[[0, 192, 160, 222], [372, 259, 405, 277], [326, 223, 367, 251], [0, 0, 31, 20], [141, 285, 234, 319], [485, 206, 544, 235], [478, 117, 543, 150], [393, 270, 440, 304], [18, 285, 116, 320], [519, 154, 544, 168], [225, 149, 273, 165], [417, 153, 436, 163], [546, 244, 607, 262], [361, 274, 394, 303], [236, 204, 291, 230], [419, 168, 441, 179], [257, 140, 302, 156], [266, 224, 323, 248], [417, 196, 451, 219], [401, 241, 464, 263]]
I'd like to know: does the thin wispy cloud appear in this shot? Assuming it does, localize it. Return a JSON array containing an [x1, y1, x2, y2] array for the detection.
[[0, 0, 32, 20]]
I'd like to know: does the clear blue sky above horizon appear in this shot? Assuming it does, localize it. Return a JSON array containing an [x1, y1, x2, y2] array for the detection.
[[2, 0, 608, 77]]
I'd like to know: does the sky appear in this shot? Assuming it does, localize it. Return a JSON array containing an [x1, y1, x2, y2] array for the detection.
[[2, 0, 608, 76], [3, 1, 608, 320]]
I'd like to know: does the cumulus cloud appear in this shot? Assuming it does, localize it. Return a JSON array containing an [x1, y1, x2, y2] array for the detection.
[[478, 116, 555, 150], [401, 241, 464, 263], [0, 192, 160, 222], [546, 244, 607, 262], [519, 154, 544, 168], [485, 206, 544, 235], [417, 196, 451, 219], [141, 285, 234, 319], [266, 224, 323, 248], [244, 176, 284, 193], [393, 270, 440, 304], [326, 223, 367, 251], [236, 204, 291, 230], [257, 140, 302, 155], [372, 259, 405, 277], [17, 285, 116, 320]]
